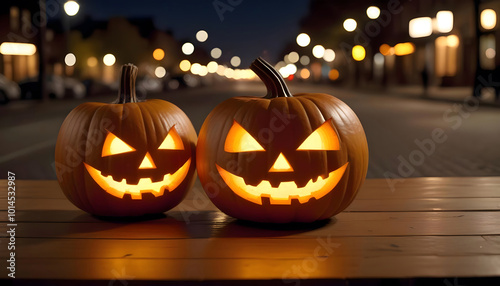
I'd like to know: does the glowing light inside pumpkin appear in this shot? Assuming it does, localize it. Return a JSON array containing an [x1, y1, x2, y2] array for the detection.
[[297, 120, 340, 150], [224, 121, 265, 152], [84, 159, 191, 199], [217, 163, 348, 205], [138, 152, 156, 169], [269, 153, 294, 172], [158, 126, 184, 150], [102, 132, 136, 157]]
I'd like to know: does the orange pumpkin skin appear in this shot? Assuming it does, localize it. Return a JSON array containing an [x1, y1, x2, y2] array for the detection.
[[55, 64, 197, 217], [196, 58, 368, 223]]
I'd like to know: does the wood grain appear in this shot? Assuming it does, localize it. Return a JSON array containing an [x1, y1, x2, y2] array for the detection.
[[1, 178, 500, 282]]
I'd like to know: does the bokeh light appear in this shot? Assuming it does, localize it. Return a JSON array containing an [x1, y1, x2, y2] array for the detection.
[[211, 48, 222, 59], [87, 56, 97, 67], [312, 45, 325, 58], [103, 54, 116, 66], [323, 49, 335, 62], [352, 45, 366, 61], [155, 66, 166, 78], [190, 63, 201, 75], [64, 53, 76, 66], [299, 68, 310, 79], [207, 61, 218, 73], [328, 69, 339, 81], [231, 56, 241, 67], [288, 52, 299, 63], [481, 9, 497, 30], [182, 42, 194, 55], [366, 6, 380, 19], [196, 30, 208, 42], [296, 33, 311, 47], [300, 55, 310, 65], [343, 18, 357, 32], [64, 1, 80, 16], [486, 48, 496, 59], [153, 48, 165, 61], [179, 60, 191, 72]]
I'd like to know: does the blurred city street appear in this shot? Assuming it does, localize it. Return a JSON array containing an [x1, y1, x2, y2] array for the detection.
[[2, 81, 499, 180]]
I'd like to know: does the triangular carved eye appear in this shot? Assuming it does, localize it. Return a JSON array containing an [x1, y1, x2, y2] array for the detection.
[[297, 120, 340, 151], [102, 132, 136, 157], [159, 126, 184, 150], [224, 120, 265, 152]]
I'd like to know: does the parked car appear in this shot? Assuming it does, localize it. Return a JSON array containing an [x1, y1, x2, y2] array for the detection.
[[19, 75, 85, 99], [0, 74, 21, 104]]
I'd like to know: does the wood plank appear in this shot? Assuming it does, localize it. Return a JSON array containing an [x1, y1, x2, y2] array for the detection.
[[1, 211, 499, 239], [8, 255, 500, 280], [3, 177, 500, 200], [2, 236, 499, 260], [2, 197, 500, 215]]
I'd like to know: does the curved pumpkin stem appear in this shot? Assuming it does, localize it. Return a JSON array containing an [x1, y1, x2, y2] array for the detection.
[[250, 57, 292, 98], [115, 63, 139, 103]]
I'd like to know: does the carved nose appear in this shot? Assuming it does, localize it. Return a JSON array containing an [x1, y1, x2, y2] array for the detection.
[[269, 153, 294, 172], [139, 152, 156, 169]]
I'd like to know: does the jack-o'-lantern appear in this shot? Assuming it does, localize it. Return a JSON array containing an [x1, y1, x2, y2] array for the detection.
[[55, 64, 197, 217], [197, 58, 368, 223]]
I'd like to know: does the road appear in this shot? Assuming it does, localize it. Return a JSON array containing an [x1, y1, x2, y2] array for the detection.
[[1, 81, 500, 181]]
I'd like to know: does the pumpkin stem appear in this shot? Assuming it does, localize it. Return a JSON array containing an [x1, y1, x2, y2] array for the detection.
[[250, 57, 292, 98], [115, 63, 139, 103]]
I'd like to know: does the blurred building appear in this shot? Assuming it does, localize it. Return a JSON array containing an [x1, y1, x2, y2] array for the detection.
[[294, 0, 500, 92], [0, 2, 39, 82]]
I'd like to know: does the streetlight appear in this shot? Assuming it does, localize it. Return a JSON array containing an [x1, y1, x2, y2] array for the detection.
[[343, 19, 357, 32], [296, 33, 311, 47], [366, 6, 380, 19], [155, 66, 166, 78], [64, 1, 79, 16], [288, 52, 299, 63], [103, 54, 116, 66]]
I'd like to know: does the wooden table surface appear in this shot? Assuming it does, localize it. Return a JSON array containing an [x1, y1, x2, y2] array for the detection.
[[2, 178, 500, 284]]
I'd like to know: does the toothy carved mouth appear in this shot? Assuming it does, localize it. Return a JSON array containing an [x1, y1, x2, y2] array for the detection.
[[84, 159, 191, 199], [216, 162, 348, 205]]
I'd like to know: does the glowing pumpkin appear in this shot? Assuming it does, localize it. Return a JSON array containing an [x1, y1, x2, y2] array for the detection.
[[197, 58, 368, 223], [55, 64, 197, 216]]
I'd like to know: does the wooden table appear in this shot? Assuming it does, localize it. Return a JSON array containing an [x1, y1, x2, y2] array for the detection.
[[2, 178, 500, 285]]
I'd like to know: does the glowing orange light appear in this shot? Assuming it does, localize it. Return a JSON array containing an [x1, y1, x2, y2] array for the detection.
[[379, 44, 392, 56], [300, 68, 310, 79], [297, 120, 339, 150], [159, 126, 184, 150], [216, 162, 348, 205], [269, 153, 294, 172], [224, 121, 265, 152], [328, 69, 340, 81], [153, 48, 165, 61], [138, 152, 156, 169], [394, 42, 415, 56], [84, 159, 191, 199], [102, 132, 136, 157]]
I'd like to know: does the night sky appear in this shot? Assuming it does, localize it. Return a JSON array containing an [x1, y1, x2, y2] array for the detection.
[[60, 0, 311, 66]]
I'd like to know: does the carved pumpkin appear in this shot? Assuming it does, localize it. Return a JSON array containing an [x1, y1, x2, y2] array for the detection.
[[55, 64, 197, 216], [197, 58, 368, 223]]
